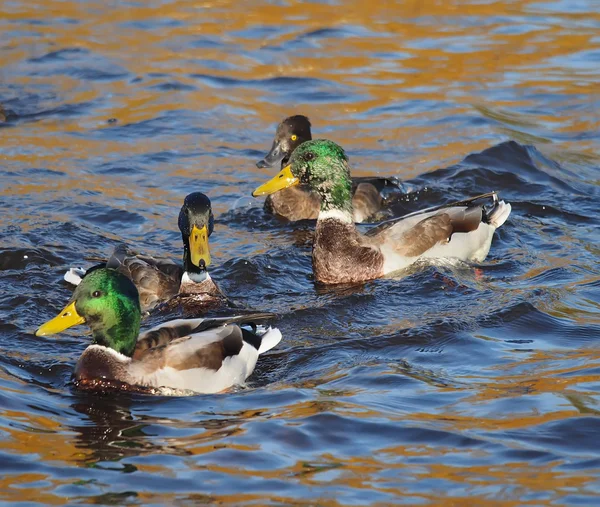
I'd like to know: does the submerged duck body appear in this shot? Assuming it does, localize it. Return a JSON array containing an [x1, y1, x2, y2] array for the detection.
[[253, 140, 511, 285], [65, 192, 225, 313], [36, 269, 281, 394], [256, 115, 399, 223]]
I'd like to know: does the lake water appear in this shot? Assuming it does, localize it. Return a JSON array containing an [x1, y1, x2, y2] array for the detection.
[[1, 0, 599, 505]]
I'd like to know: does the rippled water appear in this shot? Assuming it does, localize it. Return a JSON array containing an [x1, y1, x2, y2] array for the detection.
[[1, 0, 600, 504]]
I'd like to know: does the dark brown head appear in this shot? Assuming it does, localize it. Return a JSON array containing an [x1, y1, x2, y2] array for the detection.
[[256, 115, 312, 169], [178, 192, 214, 273]]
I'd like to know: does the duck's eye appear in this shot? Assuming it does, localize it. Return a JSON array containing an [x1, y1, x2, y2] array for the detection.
[[291, 134, 297, 141], [92, 290, 102, 298], [305, 152, 315, 161]]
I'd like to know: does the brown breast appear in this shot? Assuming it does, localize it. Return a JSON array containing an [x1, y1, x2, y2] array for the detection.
[[264, 186, 321, 220], [74, 346, 131, 383], [313, 219, 384, 284]]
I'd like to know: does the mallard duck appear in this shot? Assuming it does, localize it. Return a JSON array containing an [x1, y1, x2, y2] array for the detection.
[[65, 192, 224, 312], [256, 115, 400, 222], [36, 268, 282, 394], [253, 139, 511, 284]]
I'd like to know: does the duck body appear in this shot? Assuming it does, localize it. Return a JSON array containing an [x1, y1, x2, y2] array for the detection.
[[253, 140, 511, 285], [257, 115, 399, 222], [64, 192, 224, 313], [312, 195, 510, 284], [74, 317, 281, 394], [36, 269, 281, 394]]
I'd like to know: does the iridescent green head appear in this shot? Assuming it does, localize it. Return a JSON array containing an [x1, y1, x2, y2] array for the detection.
[[35, 268, 141, 357], [253, 139, 352, 213]]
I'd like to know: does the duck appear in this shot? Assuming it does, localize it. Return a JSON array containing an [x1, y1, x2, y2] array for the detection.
[[64, 192, 225, 313], [35, 268, 282, 394], [253, 139, 511, 285], [256, 115, 401, 223]]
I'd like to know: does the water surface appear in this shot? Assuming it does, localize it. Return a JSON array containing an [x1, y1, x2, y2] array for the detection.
[[1, 0, 599, 505]]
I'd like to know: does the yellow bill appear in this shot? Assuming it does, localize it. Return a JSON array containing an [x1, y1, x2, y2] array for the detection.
[[252, 164, 299, 196], [189, 224, 211, 267], [35, 301, 85, 337]]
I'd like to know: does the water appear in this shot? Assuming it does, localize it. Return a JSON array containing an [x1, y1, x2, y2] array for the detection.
[[1, 0, 599, 504]]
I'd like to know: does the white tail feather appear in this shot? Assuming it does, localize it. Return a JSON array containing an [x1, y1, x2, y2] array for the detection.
[[489, 200, 511, 228], [64, 267, 85, 286], [257, 326, 282, 355]]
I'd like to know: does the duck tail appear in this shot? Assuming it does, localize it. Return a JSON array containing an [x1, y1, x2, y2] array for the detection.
[[256, 326, 283, 355], [487, 194, 512, 229], [64, 267, 86, 286]]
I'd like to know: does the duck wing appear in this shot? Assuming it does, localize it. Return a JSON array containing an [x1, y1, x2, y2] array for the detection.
[[366, 192, 499, 237], [368, 192, 508, 258], [133, 313, 277, 356], [377, 206, 484, 257], [130, 313, 281, 393]]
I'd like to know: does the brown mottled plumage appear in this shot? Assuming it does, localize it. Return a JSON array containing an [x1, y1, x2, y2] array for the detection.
[[65, 192, 225, 313], [313, 219, 383, 284], [104, 245, 184, 311], [264, 186, 320, 220]]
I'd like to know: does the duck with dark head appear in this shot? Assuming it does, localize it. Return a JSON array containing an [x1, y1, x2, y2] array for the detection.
[[64, 192, 225, 314], [256, 115, 402, 223]]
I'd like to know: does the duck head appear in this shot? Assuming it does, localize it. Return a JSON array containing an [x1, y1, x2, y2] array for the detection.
[[35, 268, 141, 357], [253, 139, 352, 214], [178, 192, 214, 274], [256, 115, 312, 169]]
